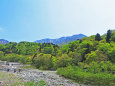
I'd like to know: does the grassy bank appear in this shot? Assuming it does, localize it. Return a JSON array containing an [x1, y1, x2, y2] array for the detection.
[[24, 80, 47, 86], [0, 72, 24, 86], [57, 66, 115, 86], [0, 71, 46, 86]]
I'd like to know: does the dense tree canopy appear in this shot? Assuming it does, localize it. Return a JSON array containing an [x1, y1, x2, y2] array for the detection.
[[0, 30, 115, 70]]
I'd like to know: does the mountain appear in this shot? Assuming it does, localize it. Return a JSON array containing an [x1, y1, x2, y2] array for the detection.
[[35, 34, 87, 45], [0, 39, 9, 44]]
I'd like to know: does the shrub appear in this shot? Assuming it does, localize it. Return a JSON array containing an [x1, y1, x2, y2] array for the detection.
[[57, 54, 72, 68], [57, 66, 115, 86], [34, 54, 53, 70]]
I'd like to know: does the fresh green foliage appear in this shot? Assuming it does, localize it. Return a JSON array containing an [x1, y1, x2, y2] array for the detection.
[[0, 30, 115, 85], [57, 66, 115, 86], [24, 81, 36, 86], [108, 46, 115, 63], [34, 53, 53, 70], [0, 71, 46, 86], [111, 30, 115, 42], [24, 80, 46, 86], [86, 61, 115, 73], [0, 30, 115, 67], [57, 54, 72, 67], [0, 42, 59, 55], [38, 80, 47, 86], [0, 72, 24, 86], [85, 51, 98, 63]]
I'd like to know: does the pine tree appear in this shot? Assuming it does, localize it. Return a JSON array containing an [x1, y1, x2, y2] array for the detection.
[[106, 30, 111, 43], [95, 33, 101, 41]]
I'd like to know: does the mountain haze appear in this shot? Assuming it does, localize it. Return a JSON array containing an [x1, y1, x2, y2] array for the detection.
[[35, 34, 87, 45], [0, 39, 9, 44]]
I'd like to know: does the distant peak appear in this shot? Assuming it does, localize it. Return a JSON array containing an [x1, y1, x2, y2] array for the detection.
[[0, 39, 9, 44], [35, 34, 87, 45]]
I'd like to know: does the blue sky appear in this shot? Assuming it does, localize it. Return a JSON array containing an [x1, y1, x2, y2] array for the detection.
[[0, 0, 115, 42]]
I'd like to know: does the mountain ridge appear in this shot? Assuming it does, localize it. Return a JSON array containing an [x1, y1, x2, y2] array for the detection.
[[0, 39, 9, 44], [35, 34, 87, 44]]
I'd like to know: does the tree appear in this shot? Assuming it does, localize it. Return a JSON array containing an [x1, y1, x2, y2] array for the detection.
[[85, 51, 98, 64], [95, 33, 101, 41], [97, 43, 110, 53], [108, 47, 115, 63], [72, 52, 82, 65], [106, 30, 111, 43], [32, 53, 37, 64], [57, 54, 72, 67], [0, 51, 4, 60], [86, 43, 90, 54], [43, 46, 54, 54], [111, 31, 115, 42], [51, 56, 57, 70], [34, 54, 53, 70]]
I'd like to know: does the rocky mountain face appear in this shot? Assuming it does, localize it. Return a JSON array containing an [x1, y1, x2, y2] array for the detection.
[[35, 34, 87, 45]]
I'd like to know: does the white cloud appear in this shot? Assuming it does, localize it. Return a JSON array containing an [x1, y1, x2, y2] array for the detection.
[[46, 0, 115, 36]]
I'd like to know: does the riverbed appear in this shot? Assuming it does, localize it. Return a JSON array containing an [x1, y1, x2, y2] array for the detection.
[[0, 61, 91, 86]]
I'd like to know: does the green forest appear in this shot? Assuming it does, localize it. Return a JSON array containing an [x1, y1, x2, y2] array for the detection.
[[0, 30, 115, 85]]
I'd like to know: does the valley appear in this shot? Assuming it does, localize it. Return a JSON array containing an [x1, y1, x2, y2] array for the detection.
[[0, 61, 88, 86], [0, 30, 115, 86], [0, 0, 115, 85]]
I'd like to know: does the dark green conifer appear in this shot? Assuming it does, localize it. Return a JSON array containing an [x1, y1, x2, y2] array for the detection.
[[106, 30, 111, 43], [95, 33, 101, 41]]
